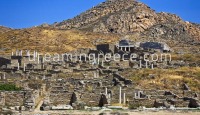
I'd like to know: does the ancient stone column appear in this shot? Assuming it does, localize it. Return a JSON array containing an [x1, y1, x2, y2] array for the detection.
[[3, 73, 6, 80], [134, 92, 137, 99], [151, 63, 154, 69], [108, 93, 111, 99], [119, 87, 122, 104], [94, 71, 96, 78], [139, 60, 142, 68], [105, 87, 108, 95], [145, 61, 148, 68], [23, 63, 26, 72], [18, 50, 20, 56], [138, 91, 141, 98], [26, 50, 29, 56], [20, 50, 23, 56], [101, 60, 104, 67], [35, 51, 38, 57], [37, 55, 40, 64], [123, 93, 126, 104], [33, 50, 36, 59], [16, 50, 18, 56], [17, 63, 20, 70]]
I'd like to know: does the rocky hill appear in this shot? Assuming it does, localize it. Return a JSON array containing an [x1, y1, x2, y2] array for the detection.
[[0, 26, 12, 34], [0, 0, 200, 54], [53, 0, 200, 42]]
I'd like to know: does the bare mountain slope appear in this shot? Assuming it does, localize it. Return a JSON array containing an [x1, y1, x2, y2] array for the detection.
[[53, 0, 200, 41]]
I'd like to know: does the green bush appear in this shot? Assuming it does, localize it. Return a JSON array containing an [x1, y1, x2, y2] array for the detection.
[[0, 84, 22, 91]]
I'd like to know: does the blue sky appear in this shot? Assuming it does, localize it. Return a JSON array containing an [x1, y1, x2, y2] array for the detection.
[[0, 0, 199, 29]]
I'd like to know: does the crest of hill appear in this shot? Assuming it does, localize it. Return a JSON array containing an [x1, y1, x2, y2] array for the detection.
[[53, 0, 200, 41], [0, 26, 12, 34]]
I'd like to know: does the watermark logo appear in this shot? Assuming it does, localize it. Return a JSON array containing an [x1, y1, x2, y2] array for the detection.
[[26, 51, 171, 69]]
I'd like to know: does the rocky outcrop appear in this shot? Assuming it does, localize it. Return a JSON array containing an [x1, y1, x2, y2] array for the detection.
[[53, 0, 159, 34], [53, 0, 142, 30], [53, 0, 200, 42]]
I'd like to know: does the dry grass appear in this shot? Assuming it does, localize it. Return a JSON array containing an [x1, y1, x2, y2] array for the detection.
[[0, 27, 119, 55], [122, 67, 200, 91], [171, 53, 200, 62]]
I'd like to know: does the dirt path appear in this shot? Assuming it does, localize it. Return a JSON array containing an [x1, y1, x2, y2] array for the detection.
[[21, 110, 200, 115]]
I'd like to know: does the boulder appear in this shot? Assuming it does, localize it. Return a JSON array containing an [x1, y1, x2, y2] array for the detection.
[[98, 94, 109, 107], [70, 92, 80, 106], [163, 101, 171, 108], [188, 98, 200, 108], [154, 99, 163, 108]]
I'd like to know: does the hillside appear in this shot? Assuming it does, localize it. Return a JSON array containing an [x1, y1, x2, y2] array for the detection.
[[0, 26, 12, 34], [53, 0, 200, 42], [0, 1, 200, 111], [0, 0, 200, 54], [0, 27, 119, 54]]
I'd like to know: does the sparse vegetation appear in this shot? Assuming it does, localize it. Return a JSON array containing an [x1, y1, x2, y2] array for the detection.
[[122, 67, 200, 91], [129, 103, 143, 109], [27, 80, 43, 90], [171, 53, 200, 62], [0, 27, 119, 55]]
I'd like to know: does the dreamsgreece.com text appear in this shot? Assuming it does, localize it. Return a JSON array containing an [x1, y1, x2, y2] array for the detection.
[[28, 52, 172, 64]]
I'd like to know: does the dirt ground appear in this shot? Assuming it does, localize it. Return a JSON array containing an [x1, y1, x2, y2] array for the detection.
[[20, 110, 200, 115]]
